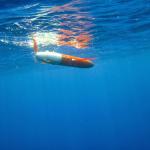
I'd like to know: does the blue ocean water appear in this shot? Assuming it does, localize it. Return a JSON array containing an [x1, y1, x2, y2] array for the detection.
[[0, 0, 150, 150]]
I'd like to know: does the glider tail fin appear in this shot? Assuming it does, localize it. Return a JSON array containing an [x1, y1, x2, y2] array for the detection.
[[33, 37, 38, 53]]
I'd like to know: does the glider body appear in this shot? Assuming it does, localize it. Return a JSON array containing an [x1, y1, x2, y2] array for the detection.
[[35, 51, 94, 68], [33, 38, 94, 68]]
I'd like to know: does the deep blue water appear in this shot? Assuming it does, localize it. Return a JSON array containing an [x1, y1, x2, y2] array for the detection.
[[0, 0, 150, 150]]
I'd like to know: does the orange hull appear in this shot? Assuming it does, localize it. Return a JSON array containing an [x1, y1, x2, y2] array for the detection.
[[61, 54, 94, 68]]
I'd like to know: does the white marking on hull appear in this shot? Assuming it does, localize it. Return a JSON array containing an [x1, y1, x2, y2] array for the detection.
[[35, 51, 62, 64]]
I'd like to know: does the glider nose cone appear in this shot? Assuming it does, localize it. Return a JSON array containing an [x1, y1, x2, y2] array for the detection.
[[78, 60, 94, 68], [85, 61, 94, 68], [89, 62, 94, 67]]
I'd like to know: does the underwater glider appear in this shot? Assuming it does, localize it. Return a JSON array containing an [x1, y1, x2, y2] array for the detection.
[[33, 38, 94, 68]]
